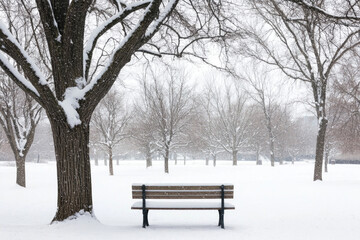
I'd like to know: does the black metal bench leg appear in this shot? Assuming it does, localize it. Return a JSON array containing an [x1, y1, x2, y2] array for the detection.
[[218, 210, 221, 226], [221, 211, 225, 229], [145, 210, 149, 226], [142, 209, 147, 228], [218, 210, 225, 229]]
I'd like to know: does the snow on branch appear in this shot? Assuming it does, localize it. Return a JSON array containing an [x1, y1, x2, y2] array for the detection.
[[0, 22, 48, 87], [0, 53, 40, 97], [83, 0, 152, 79], [144, 0, 178, 38]]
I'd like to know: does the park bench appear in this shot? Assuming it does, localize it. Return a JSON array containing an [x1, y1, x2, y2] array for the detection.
[[131, 184, 235, 229]]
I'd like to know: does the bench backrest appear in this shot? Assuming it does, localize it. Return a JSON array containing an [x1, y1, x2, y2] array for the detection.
[[132, 184, 234, 199]]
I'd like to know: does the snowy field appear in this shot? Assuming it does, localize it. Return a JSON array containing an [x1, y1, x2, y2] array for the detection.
[[0, 160, 359, 240]]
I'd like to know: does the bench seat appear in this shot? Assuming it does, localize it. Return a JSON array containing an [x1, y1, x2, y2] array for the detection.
[[131, 201, 235, 210]]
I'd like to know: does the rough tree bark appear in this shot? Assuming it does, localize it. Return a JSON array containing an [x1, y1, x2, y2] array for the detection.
[[15, 156, 26, 187], [314, 118, 328, 180], [49, 118, 92, 222]]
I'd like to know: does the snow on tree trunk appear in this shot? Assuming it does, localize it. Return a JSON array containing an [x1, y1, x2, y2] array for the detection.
[[50, 120, 93, 222], [206, 157, 209, 166], [15, 155, 26, 187]]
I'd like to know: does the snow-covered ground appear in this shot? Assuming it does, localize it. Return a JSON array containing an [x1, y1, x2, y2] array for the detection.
[[0, 160, 359, 240]]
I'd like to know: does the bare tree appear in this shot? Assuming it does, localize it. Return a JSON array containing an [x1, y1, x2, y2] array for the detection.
[[210, 82, 253, 166], [285, 0, 360, 22], [140, 69, 195, 173], [0, 0, 237, 221], [0, 0, 48, 187], [199, 85, 224, 166], [247, 105, 267, 165], [0, 74, 41, 187], [243, 68, 285, 166], [330, 56, 360, 155], [91, 90, 131, 175], [245, 0, 360, 180], [131, 98, 158, 168]]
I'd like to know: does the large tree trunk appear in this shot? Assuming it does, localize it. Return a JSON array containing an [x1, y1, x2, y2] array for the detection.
[[314, 118, 328, 181], [15, 155, 26, 187], [205, 156, 209, 166], [108, 147, 114, 176], [232, 150, 238, 166], [50, 120, 93, 222]]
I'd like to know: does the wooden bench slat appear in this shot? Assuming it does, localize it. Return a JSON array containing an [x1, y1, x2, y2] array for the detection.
[[132, 185, 234, 191], [131, 201, 235, 210], [132, 192, 233, 198]]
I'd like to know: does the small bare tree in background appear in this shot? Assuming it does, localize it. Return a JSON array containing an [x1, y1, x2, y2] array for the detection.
[[243, 67, 284, 166], [199, 85, 224, 166], [131, 99, 158, 168], [210, 82, 253, 166], [331, 55, 360, 157], [140, 69, 196, 173], [0, 74, 41, 187], [91, 90, 131, 175], [247, 105, 267, 165]]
